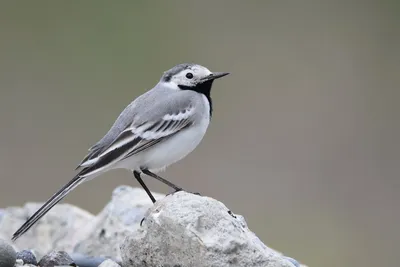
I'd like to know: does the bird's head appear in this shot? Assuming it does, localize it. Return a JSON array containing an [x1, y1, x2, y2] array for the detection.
[[160, 63, 229, 94]]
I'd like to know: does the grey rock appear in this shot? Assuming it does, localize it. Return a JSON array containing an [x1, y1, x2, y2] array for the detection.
[[0, 239, 16, 267], [70, 253, 121, 267], [0, 202, 94, 256], [121, 191, 297, 267], [73, 186, 164, 260], [38, 250, 75, 267], [16, 250, 37, 265], [98, 259, 121, 267]]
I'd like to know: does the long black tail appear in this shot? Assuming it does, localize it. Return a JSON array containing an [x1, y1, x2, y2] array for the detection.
[[11, 174, 86, 241]]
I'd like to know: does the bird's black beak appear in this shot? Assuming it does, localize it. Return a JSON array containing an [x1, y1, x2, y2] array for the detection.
[[202, 72, 230, 82]]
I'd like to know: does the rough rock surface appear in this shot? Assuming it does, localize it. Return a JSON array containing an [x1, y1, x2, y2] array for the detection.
[[0, 202, 94, 256], [73, 186, 164, 260], [98, 259, 121, 267], [16, 250, 37, 265], [121, 191, 297, 267], [1, 186, 305, 266], [0, 186, 161, 260], [0, 238, 16, 267], [37, 250, 75, 267]]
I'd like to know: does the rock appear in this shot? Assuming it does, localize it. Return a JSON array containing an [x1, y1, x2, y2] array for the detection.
[[16, 250, 37, 265], [1, 186, 306, 266], [73, 186, 164, 260], [14, 259, 24, 267], [98, 259, 121, 267], [121, 191, 298, 267], [13, 259, 37, 267], [0, 186, 163, 260], [14, 259, 36, 267], [0, 202, 94, 256], [70, 253, 121, 267], [38, 250, 75, 267], [0, 239, 16, 267]]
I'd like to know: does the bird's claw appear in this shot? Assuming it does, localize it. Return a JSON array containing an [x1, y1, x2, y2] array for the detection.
[[166, 189, 202, 197]]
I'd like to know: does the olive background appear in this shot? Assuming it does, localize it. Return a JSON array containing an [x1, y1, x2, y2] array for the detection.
[[0, 2, 399, 267]]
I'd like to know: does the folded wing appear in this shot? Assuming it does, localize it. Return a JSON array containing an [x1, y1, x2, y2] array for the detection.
[[77, 105, 195, 177]]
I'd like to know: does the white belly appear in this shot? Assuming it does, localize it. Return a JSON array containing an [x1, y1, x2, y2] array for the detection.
[[139, 120, 208, 171]]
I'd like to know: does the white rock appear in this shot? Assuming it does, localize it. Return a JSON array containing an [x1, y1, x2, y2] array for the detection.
[[98, 259, 121, 267], [121, 191, 298, 267], [14, 259, 24, 267], [14, 260, 37, 267], [73, 186, 164, 260], [0, 203, 93, 256]]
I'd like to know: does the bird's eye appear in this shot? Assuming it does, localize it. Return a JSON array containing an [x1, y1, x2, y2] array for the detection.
[[186, 72, 194, 79]]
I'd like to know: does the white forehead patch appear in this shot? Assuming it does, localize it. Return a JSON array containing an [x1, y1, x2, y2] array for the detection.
[[190, 65, 212, 76]]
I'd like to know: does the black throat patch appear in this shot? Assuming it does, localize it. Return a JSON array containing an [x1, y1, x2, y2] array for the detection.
[[178, 80, 214, 118]]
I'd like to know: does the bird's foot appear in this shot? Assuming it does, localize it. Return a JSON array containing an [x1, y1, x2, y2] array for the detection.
[[166, 188, 201, 197], [166, 188, 183, 197]]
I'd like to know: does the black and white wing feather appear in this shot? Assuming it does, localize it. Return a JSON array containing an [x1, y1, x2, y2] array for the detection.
[[77, 105, 195, 177]]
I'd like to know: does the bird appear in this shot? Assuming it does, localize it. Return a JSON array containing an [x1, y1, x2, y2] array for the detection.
[[11, 63, 229, 241]]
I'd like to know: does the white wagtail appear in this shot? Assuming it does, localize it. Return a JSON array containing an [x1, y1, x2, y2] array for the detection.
[[12, 63, 229, 241]]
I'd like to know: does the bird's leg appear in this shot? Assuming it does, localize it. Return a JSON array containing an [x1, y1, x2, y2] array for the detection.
[[141, 169, 182, 191], [133, 170, 156, 203]]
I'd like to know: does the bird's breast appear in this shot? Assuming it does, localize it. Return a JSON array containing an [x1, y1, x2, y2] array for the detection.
[[118, 94, 211, 172]]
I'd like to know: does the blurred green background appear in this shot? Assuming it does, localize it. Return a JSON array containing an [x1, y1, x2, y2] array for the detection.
[[0, 1, 399, 266]]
